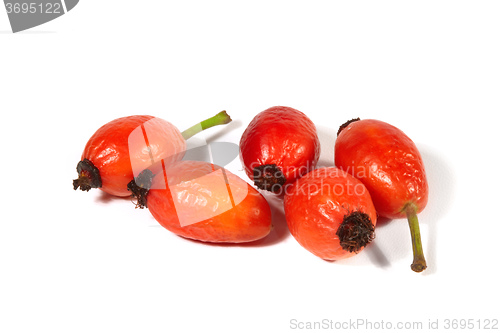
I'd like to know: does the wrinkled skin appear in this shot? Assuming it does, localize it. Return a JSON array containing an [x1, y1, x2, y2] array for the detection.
[[80, 115, 186, 197], [239, 106, 320, 191], [284, 167, 377, 261], [335, 119, 428, 219], [147, 160, 272, 243]]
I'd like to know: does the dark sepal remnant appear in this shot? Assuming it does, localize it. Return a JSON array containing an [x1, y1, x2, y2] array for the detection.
[[253, 164, 286, 193], [73, 158, 103, 191], [337, 118, 360, 136], [336, 211, 375, 253], [127, 169, 154, 209]]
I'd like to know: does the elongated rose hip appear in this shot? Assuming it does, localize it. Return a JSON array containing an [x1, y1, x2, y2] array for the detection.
[[335, 118, 429, 272], [139, 160, 272, 243]]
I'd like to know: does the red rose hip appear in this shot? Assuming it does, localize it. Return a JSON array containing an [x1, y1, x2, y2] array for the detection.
[[335, 118, 429, 272], [284, 167, 377, 261], [73, 111, 231, 197], [239, 106, 320, 193]]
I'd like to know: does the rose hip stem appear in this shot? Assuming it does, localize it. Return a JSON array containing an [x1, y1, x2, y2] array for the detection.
[[406, 203, 427, 272], [181, 111, 232, 140]]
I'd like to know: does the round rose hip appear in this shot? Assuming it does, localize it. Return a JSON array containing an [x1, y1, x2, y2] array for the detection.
[[239, 106, 320, 193]]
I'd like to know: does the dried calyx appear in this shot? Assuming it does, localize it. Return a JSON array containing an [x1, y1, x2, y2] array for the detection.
[[127, 169, 154, 209], [337, 118, 360, 136], [336, 211, 375, 253], [73, 158, 102, 191], [253, 164, 286, 193]]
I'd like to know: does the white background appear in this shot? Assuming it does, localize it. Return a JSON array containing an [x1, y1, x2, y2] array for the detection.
[[1, 1, 499, 332]]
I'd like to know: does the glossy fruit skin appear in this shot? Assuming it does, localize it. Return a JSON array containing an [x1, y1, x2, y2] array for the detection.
[[147, 160, 272, 243], [335, 119, 428, 219], [284, 167, 377, 261], [239, 106, 320, 191], [80, 115, 186, 197]]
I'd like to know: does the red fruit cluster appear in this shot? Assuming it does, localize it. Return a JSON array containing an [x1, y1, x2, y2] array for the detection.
[[74, 107, 429, 273]]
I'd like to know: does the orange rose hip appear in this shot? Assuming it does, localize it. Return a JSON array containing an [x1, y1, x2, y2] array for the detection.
[[145, 160, 272, 243]]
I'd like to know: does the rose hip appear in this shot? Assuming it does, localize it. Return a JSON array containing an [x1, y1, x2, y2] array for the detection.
[[284, 167, 377, 261], [239, 106, 320, 193], [73, 111, 231, 197], [143, 160, 272, 243], [335, 118, 429, 272]]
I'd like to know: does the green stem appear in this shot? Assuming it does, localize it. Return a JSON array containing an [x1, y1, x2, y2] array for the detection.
[[181, 111, 232, 140], [405, 203, 427, 273]]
